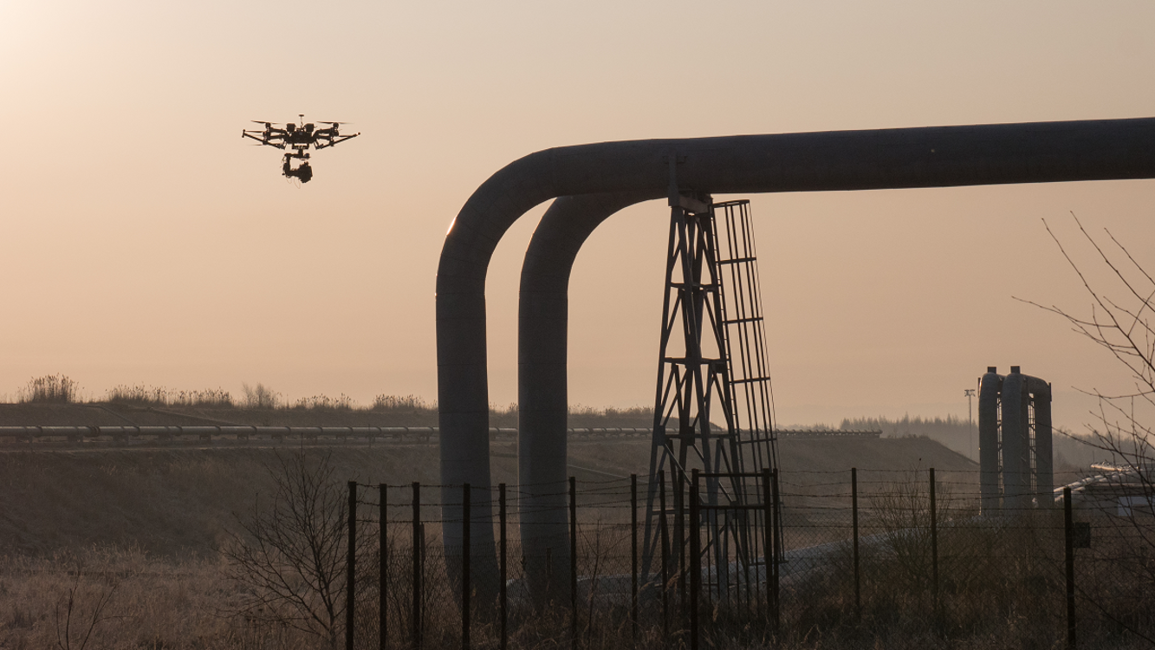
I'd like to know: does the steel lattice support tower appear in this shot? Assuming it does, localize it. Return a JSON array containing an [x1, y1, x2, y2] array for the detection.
[[641, 196, 780, 595]]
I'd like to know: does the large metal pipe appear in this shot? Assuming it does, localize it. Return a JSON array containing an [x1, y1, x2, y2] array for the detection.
[[0, 425, 650, 442], [438, 117, 1155, 595], [978, 367, 1002, 514], [977, 367, 1053, 515], [1027, 376, 1054, 501], [1002, 367, 1055, 512], [1001, 368, 1030, 512], [518, 192, 658, 599]]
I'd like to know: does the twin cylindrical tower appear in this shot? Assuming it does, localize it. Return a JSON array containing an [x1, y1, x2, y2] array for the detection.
[[978, 366, 1053, 514]]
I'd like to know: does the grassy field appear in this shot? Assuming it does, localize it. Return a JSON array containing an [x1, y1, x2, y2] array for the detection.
[[11, 401, 1106, 649], [0, 432, 978, 558]]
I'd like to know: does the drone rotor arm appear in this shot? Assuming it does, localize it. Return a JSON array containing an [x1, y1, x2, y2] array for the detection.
[[327, 132, 360, 147]]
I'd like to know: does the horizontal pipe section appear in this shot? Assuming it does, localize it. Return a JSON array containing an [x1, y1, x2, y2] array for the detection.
[[0, 426, 652, 440]]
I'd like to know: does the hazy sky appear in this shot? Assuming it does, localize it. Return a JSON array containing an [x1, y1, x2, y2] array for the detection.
[[3, 1, 1154, 431]]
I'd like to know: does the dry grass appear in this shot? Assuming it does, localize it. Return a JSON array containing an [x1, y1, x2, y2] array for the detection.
[[18, 374, 81, 404], [0, 547, 255, 649], [4, 511, 1155, 648], [3, 436, 1146, 648], [106, 384, 233, 407]]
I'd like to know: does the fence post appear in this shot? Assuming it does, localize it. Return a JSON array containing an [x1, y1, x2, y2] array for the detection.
[[631, 473, 639, 642], [1065, 486, 1076, 650], [570, 476, 578, 650], [380, 483, 387, 650], [771, 468, 780, 633], [499, 483, 507, 650], [930, 467, 939, 613], [689, 469, 700, 650], [761, 469, 773, 627], [412, 482, 422, 650], [675, 471, 686, 621], [852, 468, 860, 620], [462, 483, 471, 650], [347, 481, 357, 650], [659, 469, 669, 642]]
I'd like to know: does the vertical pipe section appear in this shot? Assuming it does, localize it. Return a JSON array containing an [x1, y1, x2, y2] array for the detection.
[[1026, 377, 1055, 504], [518, 192, 656, 601], [978, 367, 1002, 515], [1002, 367, 1029, 513]]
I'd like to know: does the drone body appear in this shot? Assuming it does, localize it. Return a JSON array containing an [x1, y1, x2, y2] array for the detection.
[[242, 115, 359, 183]]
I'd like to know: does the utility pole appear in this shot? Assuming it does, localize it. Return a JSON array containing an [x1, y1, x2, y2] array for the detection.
[[964, 388, 976, 460]]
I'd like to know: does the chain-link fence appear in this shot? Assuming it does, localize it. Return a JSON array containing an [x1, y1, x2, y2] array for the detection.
[[338, 470, 1155, 649]]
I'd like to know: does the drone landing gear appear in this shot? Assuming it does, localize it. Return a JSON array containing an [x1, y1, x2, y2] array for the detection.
[[282, 154, 313, 183]]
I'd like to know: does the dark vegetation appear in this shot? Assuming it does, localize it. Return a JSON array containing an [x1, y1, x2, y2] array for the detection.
[[16, 375, 653, 424], [17, 374, 81, 404]]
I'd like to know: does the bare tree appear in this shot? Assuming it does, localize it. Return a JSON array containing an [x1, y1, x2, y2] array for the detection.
[[224, 450, 354, 647], [241, 382, 282, 409], [1022, 213, 1155, 483], [1022, 213, 1155, 641]]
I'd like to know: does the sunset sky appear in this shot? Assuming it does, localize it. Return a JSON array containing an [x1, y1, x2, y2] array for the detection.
[[3, 1, 1154, 431]]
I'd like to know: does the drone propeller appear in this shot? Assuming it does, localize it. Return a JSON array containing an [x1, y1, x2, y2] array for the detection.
[[251, 120, 275, 126], [318, 121, 348, 125]]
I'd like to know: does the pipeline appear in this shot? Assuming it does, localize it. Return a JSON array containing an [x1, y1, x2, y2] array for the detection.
[[443, 117, 1155, 600], [0, 425, 650, 443]]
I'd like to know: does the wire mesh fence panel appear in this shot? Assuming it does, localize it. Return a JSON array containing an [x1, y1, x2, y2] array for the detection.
[[1070, 496, 1155, 647], [342, 471, 1155, 649], [775, 470, 856, 638]]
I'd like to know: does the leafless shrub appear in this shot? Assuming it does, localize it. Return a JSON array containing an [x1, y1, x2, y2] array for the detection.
[[223, 450, 367, 647], [241, 382, 282, 409]]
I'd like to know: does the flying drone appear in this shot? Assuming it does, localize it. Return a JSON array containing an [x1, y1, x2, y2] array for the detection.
[[242, 115, 360, 183]]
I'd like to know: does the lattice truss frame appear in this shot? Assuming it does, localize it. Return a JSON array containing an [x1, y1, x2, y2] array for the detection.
[[641, 198, 780, 590]]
